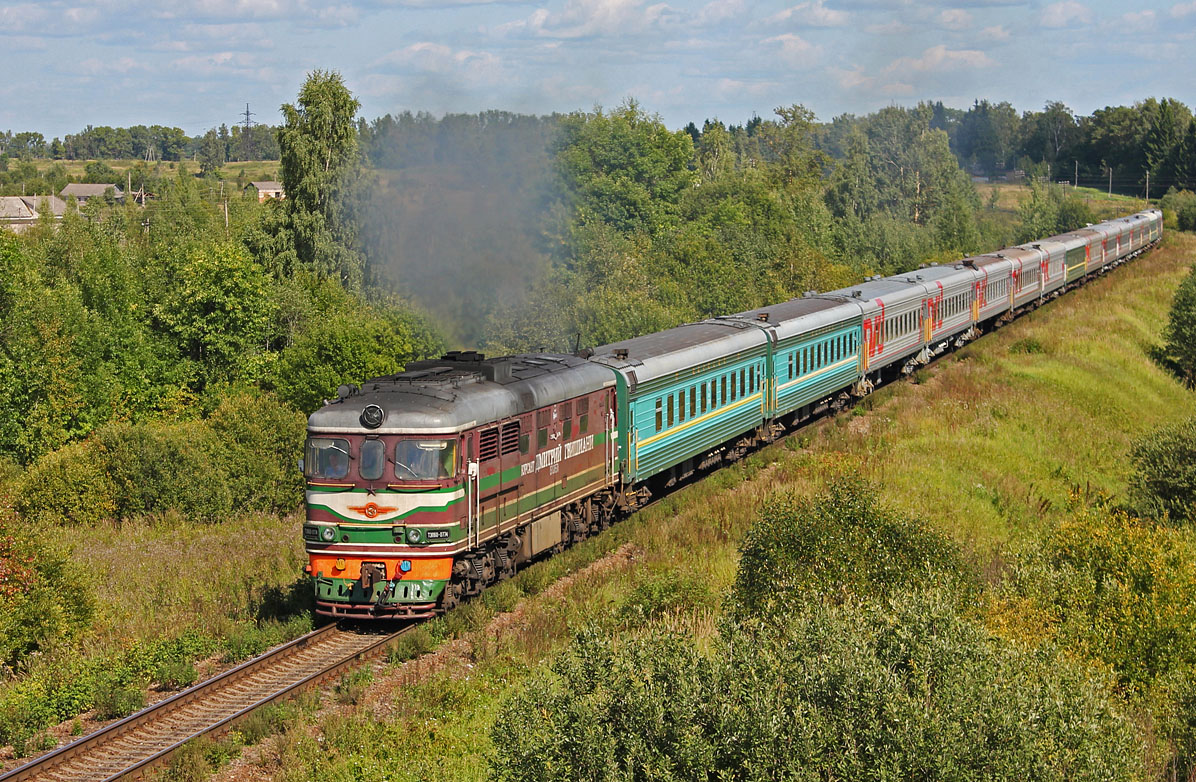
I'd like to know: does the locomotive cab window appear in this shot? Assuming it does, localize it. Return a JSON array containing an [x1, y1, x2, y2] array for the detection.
[[305, 437, 351, 480], [394, 438, 457, 480], [360, 439, 385, 481]]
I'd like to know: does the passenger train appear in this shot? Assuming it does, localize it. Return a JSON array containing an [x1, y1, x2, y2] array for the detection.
[[302, 208, 1163, 618]]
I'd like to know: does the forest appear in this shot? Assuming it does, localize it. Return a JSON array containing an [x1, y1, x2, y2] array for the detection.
[[2, 73, 1196, 778]]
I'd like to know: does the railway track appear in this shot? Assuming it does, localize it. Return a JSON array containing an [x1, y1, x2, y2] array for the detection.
[[1, 622, 409, 782]]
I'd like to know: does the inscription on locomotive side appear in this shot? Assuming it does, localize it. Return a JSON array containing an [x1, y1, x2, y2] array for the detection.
[[519, 434, 596, 477]]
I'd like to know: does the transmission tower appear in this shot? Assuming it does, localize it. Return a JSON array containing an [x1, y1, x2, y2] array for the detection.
[[241, 103, 255, 134]]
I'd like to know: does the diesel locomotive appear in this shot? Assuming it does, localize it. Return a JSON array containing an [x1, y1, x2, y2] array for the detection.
[[302, 208, 1163, 618]]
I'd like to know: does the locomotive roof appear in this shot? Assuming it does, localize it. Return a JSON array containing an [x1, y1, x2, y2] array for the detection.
[[307, 352, 613, 434], [589, 320, 769, 390]]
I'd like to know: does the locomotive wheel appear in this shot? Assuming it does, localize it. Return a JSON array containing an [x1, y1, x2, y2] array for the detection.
[[441, 581, 464, 612]]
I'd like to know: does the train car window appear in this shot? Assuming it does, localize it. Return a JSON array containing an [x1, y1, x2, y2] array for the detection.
[[721, 375, 728, 403], [787, 353, 794, 379], [678, 390, 686, 424], [305, 438, 351, 480], [739, 368, 746, 396], [562, 401, 573, 420], [709, 379, 716, 408], [668, 394, 675, 428], [700, 383, 707, 413], [395, 438, 458, 480], [731, 373, 738, 402], [538, 427, 548, 449], [537, 409, 551, 428], [655, 399, 663, 431], [579, 414, 588, 434], [690, 387, 697, 419], [360, 439, 385, 481], [519, 433, 529, 454], [479, 428, 500, 462], [564, 420, 573, 439], [500, 422, 520, 455]]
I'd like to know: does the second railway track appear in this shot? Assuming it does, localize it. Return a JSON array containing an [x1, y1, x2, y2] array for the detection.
[[1, 621, 409, 782]]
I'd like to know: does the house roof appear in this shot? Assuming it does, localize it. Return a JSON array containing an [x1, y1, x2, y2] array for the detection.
[[20, 195, 68, 217], [248, 181, 283, 191], [60, 183, 123, 198], [0, 197, 36, 220]]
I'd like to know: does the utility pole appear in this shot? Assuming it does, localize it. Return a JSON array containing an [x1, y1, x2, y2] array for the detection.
[[1146, 170, 1150, 202], [1108, 167, 1112, 196], [1074, 160, 1078, 190]]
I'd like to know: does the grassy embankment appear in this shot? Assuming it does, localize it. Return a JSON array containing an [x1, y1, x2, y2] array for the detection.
[[175, 233, 1196, 781]]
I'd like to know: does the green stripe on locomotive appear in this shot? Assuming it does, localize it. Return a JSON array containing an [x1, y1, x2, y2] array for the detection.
[[626, 346, 769, 482]]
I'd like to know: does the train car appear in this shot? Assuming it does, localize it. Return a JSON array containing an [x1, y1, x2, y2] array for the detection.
[[961, 253, 1014, 323], [589, 321, 771, 489], [913, 265, 979, 349], [1020, 237, 1068, 296], [818, 277, 926, 378], [303, 351, 616, 618], [725, 298, 863, 419]]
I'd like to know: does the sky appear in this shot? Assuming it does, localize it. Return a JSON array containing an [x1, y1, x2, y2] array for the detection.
[[2, 0, 1194, 139]]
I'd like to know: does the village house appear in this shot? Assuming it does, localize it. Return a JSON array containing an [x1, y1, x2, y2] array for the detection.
[[247, 181, 284, 202], [0, 195, 68, 233], [60, 183, 124, 204]]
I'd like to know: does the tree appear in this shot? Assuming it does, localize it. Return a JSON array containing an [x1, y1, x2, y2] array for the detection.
[[198, 129, 225, 175], [1129, 417, 1196, 525], [1157, 263, 1196, 387], [273, 69, 365, 286]]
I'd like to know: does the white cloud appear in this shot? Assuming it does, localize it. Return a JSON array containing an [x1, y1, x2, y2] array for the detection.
[[713, 77, 778, 99], [979, 24, 1010, 40], [770, 0, 849, 28], [373, 42, 504, 83], [830, 65, 873, 90], [1171, 1, 1196, 17], [693, 0, 745, 26], [1113, 9, 1156, 31], [762, 32, 823, 65], [886, 44, 995, 73], [1041, 0, 1092, 28], [79, 56, 148, 76], [496, 0, 676, 39], [938, 9, 972, 30], [864, 19, 911, 34]]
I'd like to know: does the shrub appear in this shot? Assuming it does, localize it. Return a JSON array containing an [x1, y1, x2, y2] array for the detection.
[[998, 502, 1196, 688], [1129, 417, 1196, 525], [155, 658, 198, 689], [0, 498, 95, 671], [731, 475, 970, 618], [95, 420, 233, 522], [618, 570, 715, 623], [92, 675, 146, 720], [16, 438, 117, 526], [206, 389, 305, 514], [493, 590, 1141, 782]]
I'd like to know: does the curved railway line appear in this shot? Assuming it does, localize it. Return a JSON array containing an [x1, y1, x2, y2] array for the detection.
[[1, 622, 410, 782]]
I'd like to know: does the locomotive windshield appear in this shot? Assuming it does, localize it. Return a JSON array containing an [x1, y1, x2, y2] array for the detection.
[[394, 438, 457, 480], [306, 438, 350, 480]]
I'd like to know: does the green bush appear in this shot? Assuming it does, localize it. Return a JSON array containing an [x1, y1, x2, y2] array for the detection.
[[493, 590, 1141, 782], [95, 420, 233, 522], [618, 570, 715, 623], [207, 390, 305, 513], [999, 502, 1196, 689], [16, 438, 116, 526], [1129, 417, 1196, 524], [731, 475, 970, 617], [92, 675, 146, 720], [155, 658, 198, 689], [0, 499, 95, 671]]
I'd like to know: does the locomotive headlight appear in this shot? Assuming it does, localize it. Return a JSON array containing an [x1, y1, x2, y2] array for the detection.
[[406, 527, 422, 544], [321, 526, 336, 542]]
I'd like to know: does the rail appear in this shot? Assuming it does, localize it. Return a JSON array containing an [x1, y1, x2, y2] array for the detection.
[[1, 621, 410, 782]]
